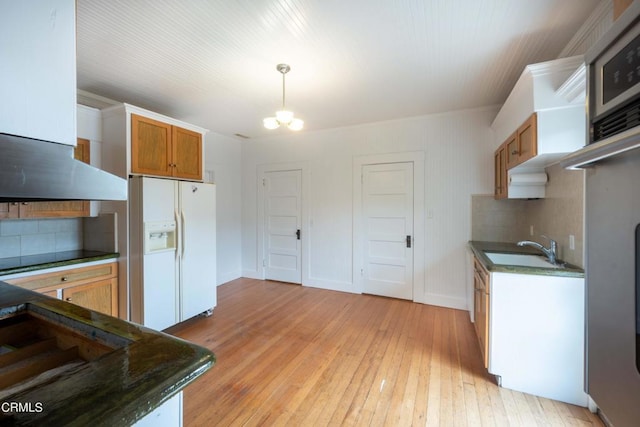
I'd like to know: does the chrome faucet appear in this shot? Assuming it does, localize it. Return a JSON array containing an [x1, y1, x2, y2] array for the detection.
[[517, 237, 558, 264]]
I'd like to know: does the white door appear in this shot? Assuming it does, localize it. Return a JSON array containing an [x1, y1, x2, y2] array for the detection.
[[362, 163, 414, 300], [264, 170, 302, 283], [179, 181, 217, 321]]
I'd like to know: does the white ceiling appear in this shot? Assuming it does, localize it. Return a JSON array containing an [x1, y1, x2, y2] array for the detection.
[[76, 0, 602, 139]]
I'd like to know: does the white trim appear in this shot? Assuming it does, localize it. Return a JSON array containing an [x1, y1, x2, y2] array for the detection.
[[555, 63, 586, 104], [241, 269, 261, 280], [217, 269, 241, 286], [256, 161, 310, 283], [423, 293, 468, 311], [352, 151, 425, 302], [304, 277, 357, 294]]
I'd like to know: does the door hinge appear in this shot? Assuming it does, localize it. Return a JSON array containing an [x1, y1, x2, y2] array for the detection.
[[296, 229, 301, 240], [262, 178, 266, 186], [262, 259, 266, 267], [360, 268, 364, 277]]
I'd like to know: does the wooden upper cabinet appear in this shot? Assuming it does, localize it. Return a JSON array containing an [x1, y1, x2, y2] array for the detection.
[[516, 113, 537, 164], [614, 0, 633, 20], [131, 114, 203, 181], [0, 202, 19, 219], [16, 139, 91, 219], [494, 143, 507, 200], [505, 132, 518, 170], [504, 113, 538, 170], [131, 114, 173, 177], [172, 126, 203, 180]]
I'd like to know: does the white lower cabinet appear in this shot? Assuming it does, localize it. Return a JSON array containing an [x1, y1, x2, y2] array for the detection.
[[488, 272, 587, 406], [133, 392, 182, 427]]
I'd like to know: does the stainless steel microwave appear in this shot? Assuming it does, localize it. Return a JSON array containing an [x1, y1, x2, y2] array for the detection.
[[591, 12, 640, 142], [562, 1, 640, 169]]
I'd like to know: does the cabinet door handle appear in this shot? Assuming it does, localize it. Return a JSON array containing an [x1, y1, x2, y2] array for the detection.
[[65, 297, 72, 302], [61, 276, 68, 282], [511, 150, 519, 155]]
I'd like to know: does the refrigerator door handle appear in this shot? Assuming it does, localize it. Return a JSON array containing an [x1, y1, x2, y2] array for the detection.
[[181, 210, 186, 258], [175, 209, 181, 260]]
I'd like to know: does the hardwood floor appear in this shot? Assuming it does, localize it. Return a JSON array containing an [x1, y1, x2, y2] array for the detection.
[[168, 278, 603, 426]]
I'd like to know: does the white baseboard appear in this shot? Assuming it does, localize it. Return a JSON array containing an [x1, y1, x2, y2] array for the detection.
[[304, 277, 356, 294], [422, 293, 468, 311], [241, 269, 261, 280], [217, 269, 241, 286]]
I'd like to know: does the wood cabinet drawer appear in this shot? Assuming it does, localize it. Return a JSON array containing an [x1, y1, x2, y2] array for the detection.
[[4, 263, 117, 293]]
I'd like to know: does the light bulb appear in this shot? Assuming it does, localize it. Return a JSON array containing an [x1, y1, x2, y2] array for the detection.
[[263, 117, 279, 129], [275, 110, 294, 124], [288, 118, 304, 131]]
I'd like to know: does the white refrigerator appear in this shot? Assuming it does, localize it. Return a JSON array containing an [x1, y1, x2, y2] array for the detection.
[[129, 176, 216, 331]]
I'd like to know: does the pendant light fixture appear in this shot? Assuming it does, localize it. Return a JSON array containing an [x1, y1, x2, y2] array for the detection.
[[263, 63, 304, 131]]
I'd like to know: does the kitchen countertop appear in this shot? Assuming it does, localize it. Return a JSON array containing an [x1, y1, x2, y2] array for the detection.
[[0, 282, 215, 426], [0, 250, 119, 276], [468, 241, 584, 278]]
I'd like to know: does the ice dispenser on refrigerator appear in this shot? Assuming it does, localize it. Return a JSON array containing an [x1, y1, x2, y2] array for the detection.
[[144, 221, 176, 253]]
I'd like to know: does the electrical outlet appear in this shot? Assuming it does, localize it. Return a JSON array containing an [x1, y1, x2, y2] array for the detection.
[[530, 225, 534, 236], [569, 235, 575, 250]]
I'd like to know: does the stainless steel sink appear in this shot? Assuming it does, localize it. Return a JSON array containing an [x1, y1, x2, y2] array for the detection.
[[484, 252, 564, 268]]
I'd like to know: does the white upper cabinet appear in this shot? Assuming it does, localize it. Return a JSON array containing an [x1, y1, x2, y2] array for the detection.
[[492, 56, 586, 169], [492, 56, 586, 199], [0, 0, 77, 146]]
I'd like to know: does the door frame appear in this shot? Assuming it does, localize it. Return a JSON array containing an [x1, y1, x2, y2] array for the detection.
[[257, 162, 310, 282], [353, 152, 425, 302]]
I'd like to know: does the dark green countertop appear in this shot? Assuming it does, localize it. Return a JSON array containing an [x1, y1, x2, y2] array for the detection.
[[0, 282, 215, 426], [0, 251, 119, 276], [468, 241, 584, 278]]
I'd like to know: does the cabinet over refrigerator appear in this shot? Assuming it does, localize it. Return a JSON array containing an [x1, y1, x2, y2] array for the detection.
[[129, 176, 216, 331]]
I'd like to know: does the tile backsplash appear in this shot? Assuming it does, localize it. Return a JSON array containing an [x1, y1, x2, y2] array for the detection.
[[0, 218, 83, 257], [472, 163, 585, 267]]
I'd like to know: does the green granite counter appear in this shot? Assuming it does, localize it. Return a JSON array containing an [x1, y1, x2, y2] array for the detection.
[[0, 251, 119, 276], [0, 282, 215, 426], [468, 241, 584, 278]]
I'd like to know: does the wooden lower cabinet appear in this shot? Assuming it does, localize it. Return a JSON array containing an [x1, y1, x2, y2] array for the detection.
[[62, 278, 117, 316], [4, 262, 118, 317], [473, 256, 490, 368]]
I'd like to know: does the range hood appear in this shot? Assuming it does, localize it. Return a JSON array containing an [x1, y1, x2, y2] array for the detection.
[[0, 133, 127, 202]]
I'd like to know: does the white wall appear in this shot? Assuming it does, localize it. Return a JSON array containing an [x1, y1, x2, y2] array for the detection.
[[241, 107, 497, 310], [204, 132, 243, 285]]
